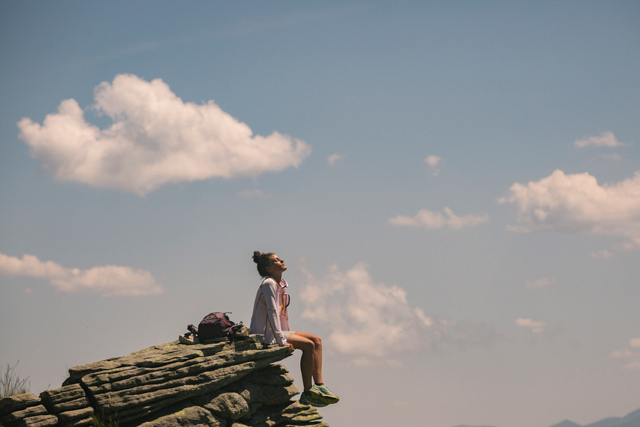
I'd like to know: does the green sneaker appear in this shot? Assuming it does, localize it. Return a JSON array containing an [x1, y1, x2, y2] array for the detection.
[[299, 391, 327, 407], [311, 384, 340, 404]]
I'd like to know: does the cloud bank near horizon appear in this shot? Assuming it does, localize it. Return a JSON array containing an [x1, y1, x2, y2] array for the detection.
[[300, 262, 498, 361], [500, 170, 640, 244], [0, 252, 163, 297], [18, 74, 311, 195], [609, 337, 640, 371], [389, 207, 489, 231]]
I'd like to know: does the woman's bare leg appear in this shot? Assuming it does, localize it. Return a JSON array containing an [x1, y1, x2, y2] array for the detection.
[[288, 332, 323, 386], [287, 333, 315, 391]]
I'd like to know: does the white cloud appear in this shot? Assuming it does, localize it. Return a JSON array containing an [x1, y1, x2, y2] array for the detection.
[[18, 74, 311, 195], [516, 318, 546, 334], [600, 153, 623, 161], [327, 153, 346, 166], [609, 339, 640, 372], [424, 155, 442, 176], [0, 253, 163, 297], [349, 357, 375, 367], [348, 357, 402, 367], [589, 249, 616, 259], [574, 131, 625, 148], [389, 207, 489, 231], [300, 262, 498, 359], [238, 189, 266, 198], [609, 349, 633, 359], [525, 277, 555, 289], [619, 238, 640, 251], [500, 170, 640, 243]]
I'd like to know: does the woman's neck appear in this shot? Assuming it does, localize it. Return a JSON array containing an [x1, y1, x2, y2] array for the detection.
[[270, 273, 282, 284]]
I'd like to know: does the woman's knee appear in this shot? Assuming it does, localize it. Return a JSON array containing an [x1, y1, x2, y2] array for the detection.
[[312, 336, 322, 349], [301, 341, 315, 354], [291, 337, 315, 353], [291, 332, 322, 353]]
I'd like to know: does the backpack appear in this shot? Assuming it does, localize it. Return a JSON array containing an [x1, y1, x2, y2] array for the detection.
[[197, 312, 241, 342]]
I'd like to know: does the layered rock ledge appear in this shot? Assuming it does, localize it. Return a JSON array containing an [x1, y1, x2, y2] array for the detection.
[[1, 334, 328, 427]]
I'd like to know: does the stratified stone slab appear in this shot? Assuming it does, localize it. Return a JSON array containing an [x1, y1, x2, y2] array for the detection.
[[137, 400, 225, 427], [11, 334, 328, 427], [40, 385, 85, 406], [241, 364, 294, 387], [2, 405, 49, 424], [57, 407, 94, 423], [40, 384, 89, 414], [196, 392, 249, 421], [0, 394, 41, 419], [107, 355, 287, 425], [245, 401, 323, 427], [18, 414, 58, 427]]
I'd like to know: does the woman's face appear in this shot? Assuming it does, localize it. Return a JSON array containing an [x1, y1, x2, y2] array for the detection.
[[266, 254, 287, 275]]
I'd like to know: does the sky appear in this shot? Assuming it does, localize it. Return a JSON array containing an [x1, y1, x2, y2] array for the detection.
[[1, 2, 639, 427]]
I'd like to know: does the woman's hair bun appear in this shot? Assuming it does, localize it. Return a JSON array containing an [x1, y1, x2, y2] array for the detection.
[[252, 251, 274, 277]]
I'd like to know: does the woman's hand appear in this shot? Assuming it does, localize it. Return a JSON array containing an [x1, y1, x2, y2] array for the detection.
[[286, 343, 295, 354]]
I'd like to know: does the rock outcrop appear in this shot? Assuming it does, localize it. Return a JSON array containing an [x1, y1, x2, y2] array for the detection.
[[0, 332, 328, 427]]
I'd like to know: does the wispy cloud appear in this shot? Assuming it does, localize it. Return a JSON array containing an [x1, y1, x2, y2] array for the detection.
[[18, 74, 311, 195], [516, 318, 546, 334], [609, 338, 640, 371], [600, 153, 623, 161], [327, 153, 346, 166], [349, 357, 402, 367], [619, 238, 640, 251], [0, 253, 163, 297], [525, 277, 555, 289], [625, 361, 640, 371], [500, 170, 640, 246], [609, 349, 633, 359], [66, 5, 369, 69], [589, 249, 616, 259], [424, 155, 442, 176], [574, 131, 625, 148], [389, 207, 488, 231], [300, 262, 498, 361]]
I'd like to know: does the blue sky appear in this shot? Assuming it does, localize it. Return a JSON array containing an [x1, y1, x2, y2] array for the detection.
[[1, 2, 639, 427]]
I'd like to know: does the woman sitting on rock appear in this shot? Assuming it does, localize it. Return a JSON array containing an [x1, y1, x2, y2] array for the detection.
[[249, 251, 339, 407]]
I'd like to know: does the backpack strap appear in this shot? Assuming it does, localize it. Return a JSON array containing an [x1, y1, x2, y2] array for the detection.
[[187, 324, 198, 337]]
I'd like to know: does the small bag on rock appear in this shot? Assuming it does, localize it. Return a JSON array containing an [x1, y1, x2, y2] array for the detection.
[[198, 312, 242, 343]]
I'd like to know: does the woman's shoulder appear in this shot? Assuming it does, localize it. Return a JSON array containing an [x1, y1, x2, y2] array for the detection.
[[261, 277, 278, 286]]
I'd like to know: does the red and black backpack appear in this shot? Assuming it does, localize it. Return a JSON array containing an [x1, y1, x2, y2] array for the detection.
[[192, 312, 241, 342]]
